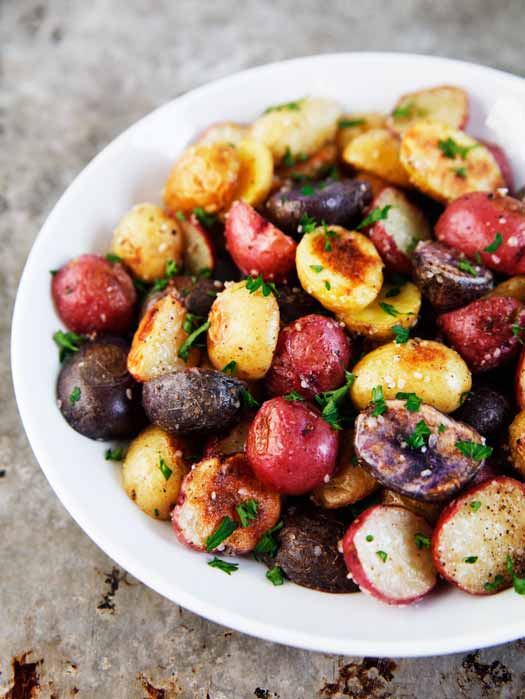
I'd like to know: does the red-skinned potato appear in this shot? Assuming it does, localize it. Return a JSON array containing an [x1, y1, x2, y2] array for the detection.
[[265, 314, 352, 399], [246, 397, 339, 495], [435, 192, 525, 275], [432, 476, 525, 595], [171, 453, 281, 554], [342, 505, 437, 605], [438, 296, 525, 373], [52, 254, 136, 334], [179, 214, 216, 274], [225, 200, 297, 282], [365, 187, 431, 274]]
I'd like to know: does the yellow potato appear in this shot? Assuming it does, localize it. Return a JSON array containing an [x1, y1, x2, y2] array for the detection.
[[487, 275, 525, 303], [509, 410, 525, 479], [232, 139, 273, 207], [350, 338, 471, 413], [312, 431, 379, 508], [296, 225, 383, 314], [342, 128, 411, 188], [127, 293, 199, 382], [195, 121, 248, 146], [381, 489, 443, 524], [164, 142, 240, 214], [336, 112, 387, 152], [207, 281, 280, 380], [122, 425, 189, 520], [339, 281, 421, 342], [111, 204, 184, 282], [400, 122, 505, 203], [387, 85, 468, 136], [250, 96, 342, 163]]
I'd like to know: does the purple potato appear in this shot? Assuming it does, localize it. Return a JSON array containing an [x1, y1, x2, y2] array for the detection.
[[453, 384, 511, 438]]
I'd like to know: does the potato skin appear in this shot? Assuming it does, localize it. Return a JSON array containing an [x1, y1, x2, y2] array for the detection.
[[435, 192, 525, 275], [355, 400, 486, 502], [412, 240, 494, 312], [438, 296, 525, 373], [52, 254, 137, 335], [225, 200, 297, 282], [164, 142, 240, 214], [296, 226, 384, 314], [265, 179, 372, 234], [207, 281, 280, 380], [122, 425, 189, 520], [275, 284, 324, 324], [453, 384, 511, 438], [232, 139, 274, 207], [380, 489, 443, 524], [247, 397, 339, 495], [488, 275, 525, 304], [508, 410, 525, 479], [143, 368, 245, 435], [57, 337, 145, 440], [111, 204, 184, 282], [350, 338, 471, 413], [265, 314, 351, 399]]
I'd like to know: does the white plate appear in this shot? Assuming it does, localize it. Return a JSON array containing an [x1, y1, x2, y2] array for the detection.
[[11, 53, 525, 657]]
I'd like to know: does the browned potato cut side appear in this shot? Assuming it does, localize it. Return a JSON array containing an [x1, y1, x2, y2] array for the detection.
[[387, 85, 468, 136], [342, 129, 411, 188]]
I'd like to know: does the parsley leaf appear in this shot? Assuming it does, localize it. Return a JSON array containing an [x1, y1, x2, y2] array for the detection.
[[366, 535, 374, 542], [159, 457, 172, 481], [405, 420, 431, 450], [266, 566, 285, 586], [183, 312, 205, 335], [392, 325, 410, 344], [69, 386, 81, 403], [484, 232, 503, 253], [385, 287, 400, 298], [484, 575, 505, 592], [339, 118, 366, 128], [379, 302, 400, 317], [240, 387, 260, 409], [193, 207, 218, 230], [512, 324, 525, 344], [457, 259, 478, 276], [376, 550, 388, 562], [370, 385, 387, 417], [208, 557, 239, 575], [52, 330, 86, 362], [254, 521, 283, 559], [299, 213, 318, 234], [206, 516, 239, 552], [222, 361, 237, 376], [175, 211, 186, 221], [464, 556, 478, 564], [391, 101, 426, 120], [324, 280, 331, 290], [245, 274, 279, 297], [507, 555, 525, 595], [152, 258, 181, 292], [283, 390, 305, 402], [301, 184, 315, 196], [396, 392, 423, 412], [282, 147, 296, 168], [178, 320, 210, 362], [415, 533, 431, 550], [264, 99, 303, 114], [438, 423, 447, 434], [236, 499, 259, 528], [470, 500, 482, 512], [105, 253, 123, 263], [357, 205, 392, 230], [310, 264, 324, 273], [452, 166, 467, 178], [438, 138, 479, 160], [105, 447, 124, 461], [314, 371, 356, 429], [455, 440, 493, 461]]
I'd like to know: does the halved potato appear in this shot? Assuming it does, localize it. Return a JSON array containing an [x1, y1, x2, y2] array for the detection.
[[487, 275, 525, 303], [339, 281, 421, 342], [179, 214, 216, 274], [127, 293, 199, 381], [296, 225, 383, 314], [336, 113, 387, 152], [231, 139, 273, 207], [342, 128, 411, 188], [195, 121, 248, 146], [381, 489, 443, 524], [509, 410, 525, 479], [387, 85, 468, 136], [400, 122, 505, 203], [277, 142, 337, 182]]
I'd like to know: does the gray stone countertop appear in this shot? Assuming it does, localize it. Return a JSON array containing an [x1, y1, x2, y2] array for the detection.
[[2, 1, 525, 696]]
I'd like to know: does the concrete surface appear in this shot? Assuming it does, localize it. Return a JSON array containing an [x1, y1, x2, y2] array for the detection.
[[2, 0, 525, 696]]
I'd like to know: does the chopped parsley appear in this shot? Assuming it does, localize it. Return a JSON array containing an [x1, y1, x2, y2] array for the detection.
[[438, 423, 447, 434], [282, 147, 296, 168], [507, 555, 525, 595], [357, 205, 392, 230], [396, 392, 423, 412], [464, 556, 478, 564], [379, 302, 400, 317], [376, 550, 388, 563], [208, 557, 239, 575], [50, 269, 58, 276], [69, 386, 81, 403], [283, 390, 305, 402], [183, 312, 205, 335], [264, 98, 303, 114], [405, 420, 431, 450], [315, 371, 356, 429], [370, 385, 387, 417], [133, 277, 150, 299], [222, 361, 237, 376], [391, 101, 425, 120], [455, 440, 493, 461], [414, 533, 431, 550], [323, 225, 339, 251], [245, 274, 279, 297], [175, 211, 186, 221], [299, 213, 318, 234], [236, 499, 259, 528], [512, 324, 525, 344], [159, 457, 172, 481], [266, 566, 285, 586], [339, 118, 366, 128], [310, 264, 324, 273], [254, 521, 283, 559], [484, 575, 505, 592], [366, 535, 374, 542], [240, 387, 260, 409], [457, 259, 478, 276], [452, 166, 467, 178], [469, 500, 482, 512], [206, 516, 239, 552], [154, 508, 160, 518], [324, 280, 331, 290], [105, 253, 123, 263], [152, 258, 180, 292], [484, 232, 503, 253], [105, 447, 124, 461], [178, 320, 210, 362], [385, 287, 401, 298], [301, 184, 315, 196], [438, 138, 478, 160], [193, 207, 218, 230], [52, 330, 86, 362], [392, 325, 410, 344], [475, 251, 482, 264]]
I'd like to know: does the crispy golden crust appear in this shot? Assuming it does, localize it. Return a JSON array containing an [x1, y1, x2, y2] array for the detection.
[[342, 129, 411, 188]]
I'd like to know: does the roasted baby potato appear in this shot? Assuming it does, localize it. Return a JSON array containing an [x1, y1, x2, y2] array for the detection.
[[272, 503, 358, 593], [412, 241, 494, 312], [207, 280, 280, 380], [57, 337, 145, 440], [339, 280, 421, 342], [312, 430, 379, 508], [122, 425, 189, 520], [266, 178, 372, 234], [355, 400, 487, 502], [274, 284, 324, 324], [250, 96, 342, 163], [435, 192, 525, 275], [438, 296, 525, 373], [128, 293, 199, 382], [350, 338, 471, 413], [111, 204, 184, 282], [52, 254, 137, 335], [364, 187, 431, 274], [488, 275, 525, 303], [276, 142, 337, 183], [172, 453, 281, 554], [164, 142, 240, 214], [508, 410, 525, 479], [342, 128, 411, 188], [232, 139, 274, 207], [265, 314, 352, 399], [380, 489, 443, 524], [195, 121, 248, 146], [143, 367, 245, 435], [179, 214, 216, 274], [399, 122, 504, 203], [225, 200, 297, 282], [454, 384, 511, 438], [296, 226, 383, 314], [336, 112, 387, 152], [387, 85, 468, 136]]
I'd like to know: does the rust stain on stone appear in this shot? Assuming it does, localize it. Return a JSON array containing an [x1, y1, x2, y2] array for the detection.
[[319, 657, 397, 698], [460, 652, 512, 689], [137, 673, 181, 699], [96, 567, 130, 614], [4, 653, 41, 699]]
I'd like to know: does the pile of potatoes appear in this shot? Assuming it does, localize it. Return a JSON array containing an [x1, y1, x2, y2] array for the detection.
[[50, 84, 525, 604]]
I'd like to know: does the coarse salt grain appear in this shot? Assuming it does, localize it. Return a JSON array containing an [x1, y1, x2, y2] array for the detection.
[[211, 491, 217, 501], [421, 469, 432, 477], [323, 474, 330, 483], [125, 388, 133, 400], [413, 371, 423, 379]]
